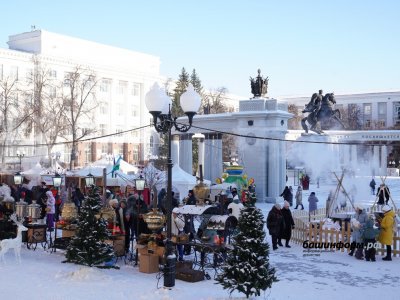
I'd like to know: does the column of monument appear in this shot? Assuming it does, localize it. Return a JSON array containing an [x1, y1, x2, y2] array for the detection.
[[179, 133, 193, 174], [373, 145, 380, 176], [171, 134, 180, 165], [267, 139, 280, 202], [381, 145, 387, 176]]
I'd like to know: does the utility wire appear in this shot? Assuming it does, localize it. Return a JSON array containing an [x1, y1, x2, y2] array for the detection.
[[185, 123, 396, 147], [2, 124, 152, 148]]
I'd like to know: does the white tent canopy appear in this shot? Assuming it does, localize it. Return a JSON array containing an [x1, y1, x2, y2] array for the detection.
[[71, 157, 139, 187], [21, 163, 46, 177], [170, 165, 210, 200]]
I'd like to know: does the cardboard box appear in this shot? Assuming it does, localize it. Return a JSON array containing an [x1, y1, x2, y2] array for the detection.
[[137, 245, 148, 255], [112, 238, 125, 257], [62, 229, 75, 238], [149, 246, 165, 264], [139, 253, 159, 273]]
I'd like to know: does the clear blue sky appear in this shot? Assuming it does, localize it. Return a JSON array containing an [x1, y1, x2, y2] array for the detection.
[[1, 0, 399, 98]]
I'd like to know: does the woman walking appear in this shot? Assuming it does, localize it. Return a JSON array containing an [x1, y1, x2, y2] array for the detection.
[[294, 186, 304, 209], [279, 201, 295, 247]]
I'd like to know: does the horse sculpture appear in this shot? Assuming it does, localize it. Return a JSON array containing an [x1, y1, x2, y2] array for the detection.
[[301, 92, 345, 134]]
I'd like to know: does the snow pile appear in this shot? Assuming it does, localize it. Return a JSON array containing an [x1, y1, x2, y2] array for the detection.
[[56, 266, 110, 282], [321, 218, 341, 231]]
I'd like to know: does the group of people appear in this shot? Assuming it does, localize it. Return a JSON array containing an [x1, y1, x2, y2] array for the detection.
[[281, 185, 308, 210], [108, 188, 152, 253], [107, 188, 199, 258], [266, 201, 295, 250], [349, 204, 396, 261]]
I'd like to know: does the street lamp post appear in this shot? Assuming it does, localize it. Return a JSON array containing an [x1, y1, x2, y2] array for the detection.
[[14, 172, 23, 186], [16, 150, 25, 171], [85, 172, 95, 188], [134, 176, 146, 266], [145, 83, 200, 288]]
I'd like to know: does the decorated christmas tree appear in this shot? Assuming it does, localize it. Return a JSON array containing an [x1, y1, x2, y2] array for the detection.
[[64, 187, 115, 268], [217, 192, 277, 298]]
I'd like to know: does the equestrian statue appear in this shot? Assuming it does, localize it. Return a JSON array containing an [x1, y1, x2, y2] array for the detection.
[[301, 90, 345, 134]]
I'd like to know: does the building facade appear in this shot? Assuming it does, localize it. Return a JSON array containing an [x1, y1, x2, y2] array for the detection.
[[0, 30, 164, 170]]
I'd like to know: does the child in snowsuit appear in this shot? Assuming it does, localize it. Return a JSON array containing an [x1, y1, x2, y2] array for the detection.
[[362, 217, 379, 262]]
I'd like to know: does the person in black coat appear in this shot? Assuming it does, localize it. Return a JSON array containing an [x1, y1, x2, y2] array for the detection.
[[376, 184, 390, 206], [280, 186, 293, 206], [267, 204, 285, 250], [185, 190, 197, 205], [37, 182, 49, 219], [72, 187, 85, 214], [278, 201, 295, 248]]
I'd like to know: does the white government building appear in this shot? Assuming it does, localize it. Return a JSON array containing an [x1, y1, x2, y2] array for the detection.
[[0, 29, 165, 170]]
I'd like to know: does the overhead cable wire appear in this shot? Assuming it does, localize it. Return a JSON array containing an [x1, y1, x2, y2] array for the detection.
[[184, 123, 395, 147]]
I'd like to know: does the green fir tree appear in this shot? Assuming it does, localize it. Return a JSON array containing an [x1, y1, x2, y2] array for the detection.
[[216, 193, 277, 298], [64, 187, 115, 268], [172, 67, 190, 117], [190, 68, 205, 96]]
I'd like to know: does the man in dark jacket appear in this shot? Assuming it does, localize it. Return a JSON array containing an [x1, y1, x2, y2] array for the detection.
[[127, 194, 149, 240], [185, 190, 196, 205], [72, 187, 85, 214], [280, 186, 293, 206], [37, 182, 49, 219], [267, 204, 285, 250]]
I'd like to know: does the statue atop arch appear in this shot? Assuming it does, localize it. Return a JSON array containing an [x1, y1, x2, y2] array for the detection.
[[250, 69, 269, 98]]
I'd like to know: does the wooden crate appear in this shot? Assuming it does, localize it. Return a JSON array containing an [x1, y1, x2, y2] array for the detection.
[[176, 260, 193, 271], [27, 225, 47, 243], [176, 269, 204, 282]]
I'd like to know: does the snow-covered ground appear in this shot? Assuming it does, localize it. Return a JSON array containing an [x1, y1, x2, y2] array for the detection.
[[1, 178, 399, 300]]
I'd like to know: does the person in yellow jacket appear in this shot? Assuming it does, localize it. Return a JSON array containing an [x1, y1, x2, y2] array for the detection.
[[378, 205, 395, 261]]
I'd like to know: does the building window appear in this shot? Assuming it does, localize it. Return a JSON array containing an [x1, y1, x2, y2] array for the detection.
[[25, 68, 33, 82], [49, 87, 57, 98], [0, 64, 3, 80], [10, 66, 18, 81], [132, 83, 140, 96], [85, 144, 91, 164], [116, 144, 124, 157], [100, 102, 108, 114], [116, 127, 123, 136], [101, 143, 108, 154], [100, 79, 111, 93], [133, 145, 139, 161], [64, 72, 71, 86], [363, 103, 372, 128], [394, 103, 400, 125], [117, 81, 127, 95], [378, 102, 387, 128], [117, 104, 124, 116], [81, 128, 90, 136], [131, 105, 138, 117], [100, 124, 107, 136], [363, 103, 371, 115], [48, 69, 57, 78]]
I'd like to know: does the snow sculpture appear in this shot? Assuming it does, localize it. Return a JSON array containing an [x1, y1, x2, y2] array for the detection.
[[0, 214, 28, 263]]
